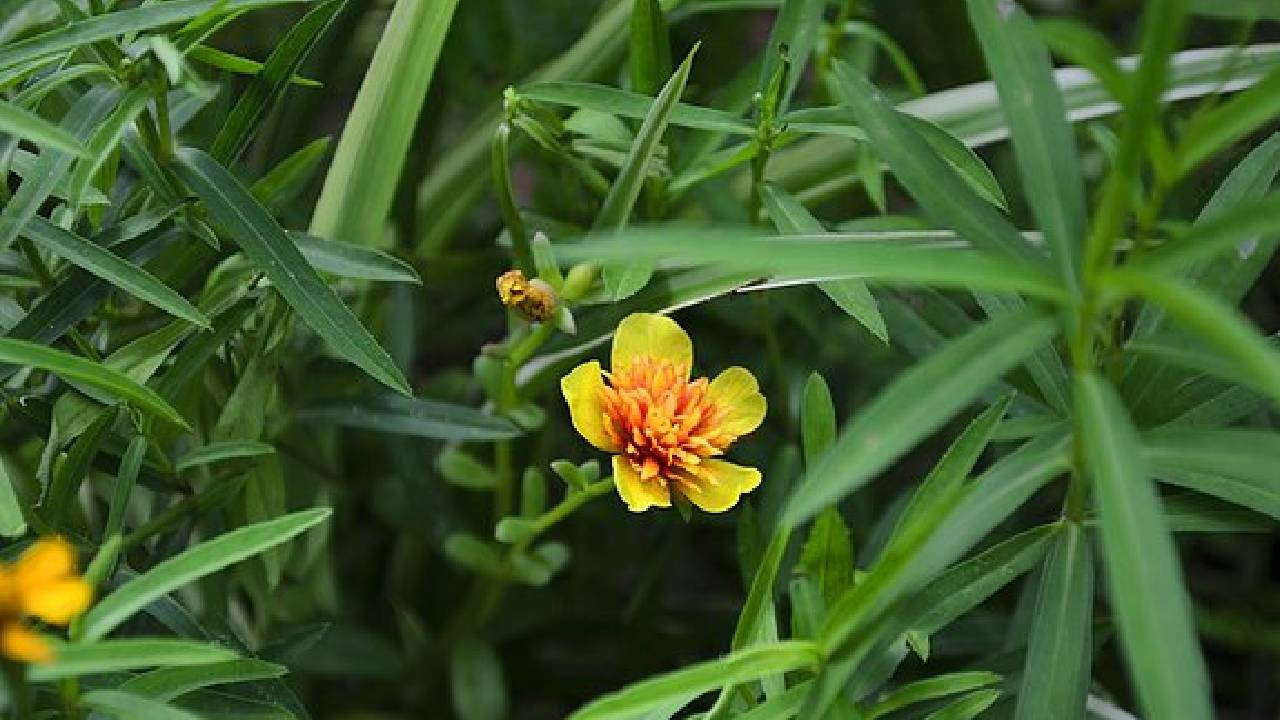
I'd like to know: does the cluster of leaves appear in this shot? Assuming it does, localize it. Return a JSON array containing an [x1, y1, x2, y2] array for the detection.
[[4, 0, 1280, 718]]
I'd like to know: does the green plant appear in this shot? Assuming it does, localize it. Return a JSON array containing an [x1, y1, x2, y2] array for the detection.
[[2, 0, 1280, 718]]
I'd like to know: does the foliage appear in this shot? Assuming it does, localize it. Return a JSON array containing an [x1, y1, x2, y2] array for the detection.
[[2, 0, 1280, 718]]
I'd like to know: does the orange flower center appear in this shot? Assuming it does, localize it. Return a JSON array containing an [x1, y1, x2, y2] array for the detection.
[[599, 357, 734, 485]]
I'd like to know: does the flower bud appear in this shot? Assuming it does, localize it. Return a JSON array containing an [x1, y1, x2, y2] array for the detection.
[[496, 269, 557, 323]]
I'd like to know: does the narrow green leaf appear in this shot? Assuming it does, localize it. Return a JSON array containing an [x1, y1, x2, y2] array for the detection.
[[309, 0, 459, 245], [189, 45, 322, 86], [174, 148, 410, 394], [22, 217, 208, 328], [521, 82, 752, 135], [67, 85, 151, 209], [761, 182, 886, 341], [1138, 190, 1280, 280], [867, 672, 1002, 720], [251, 136, 332, 213], [924, 690, 1002, 720], [563, 228, 1069, 303], [120, 659, 287, 701], [782, 309, 1059, 527], [175, 440, 275, 472], [567, 642, 821, 720], [1144, 428, 1280, 521], [1037, 19, 1128, 103], [0, 460, 27, 538], [629, 0, 671, 96], [0, 86, 117, 251], [79, 508, 331, 641], [827, 59, 1040, 264], [104, 435, 146, 542], [42, 405, 116, 526], [797, 509, 853, 609], [1014, 521, 1093, 719], [210, 0, 343, 162], [731, 530, 788, 651], [1075, 373, 1211, 720], [0, 0, 311, 71], [80, 690, 201, 720], [1083, 0, 1187, 274], [0, 98, 87, 156], [1176, 65, 1280, 179], [757, 0, 824, 116], [1105, 267, 1280, 405], [28, 639, 237, 682], [598, 47, 697, 300], [294, 395, 522, 441], [0, 338, 188, 428], [968, 0, 1087, 291], [291, 231, 421, 284], [800, 372, 837, 468]]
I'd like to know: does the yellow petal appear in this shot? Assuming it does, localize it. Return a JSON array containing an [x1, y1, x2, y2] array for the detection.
[[707, 367, 767, 438], [613, 455, 671, 512], [21, 579, 91, 626], [612, 313, 692, 378], [1, 623, 53, 664], [561, 361, 619, 452], [674, 459, 761, 513], [13, 537, 77, 591]]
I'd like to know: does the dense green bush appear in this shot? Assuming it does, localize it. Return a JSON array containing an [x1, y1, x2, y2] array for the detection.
[[1, 0, 1280, 718]]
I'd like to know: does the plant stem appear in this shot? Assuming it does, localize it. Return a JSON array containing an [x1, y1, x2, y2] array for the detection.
[[2, 660, 32, 720]]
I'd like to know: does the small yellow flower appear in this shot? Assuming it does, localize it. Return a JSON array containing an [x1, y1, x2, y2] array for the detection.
[[496, 269, 557, 323], [0, 537, 92, 663], [561, 313, 766, 513]]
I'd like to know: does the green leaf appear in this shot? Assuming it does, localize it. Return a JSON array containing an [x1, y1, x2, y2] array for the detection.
[[189, 45, 322, 87], [28, 639, 238, 682], [563, 227, 1069, 303], [22, 217, 209, 328], [295, 395, 521, 441], [1037, 19, 1128, 103], [291, 231, 421, 284], [797, 508, 853, 608], [826, 59, 1040, 264], [521, 82, 752, 135], [251, 137, 332, 213], [1176, 65, 1280, 179], [105, 435, 146, 542], [867, 672, 1002, 720], [174, 148, 410, 395], [42, 405, 116, 526], [1143, 428, 1280, 521], [437, 448, 498, 490], [1083, 0, 1187, 274], [0, 86, 118, 251], [0, 460, 27, 538], [968, 0, 1087, 292], [0, 98, 87, 156], [923, 690, 1002, 720], [782, 309, 1059, 527], [760, 182, 886, 342], [210, 0, 343, 162], [78, 508, 332, 641], [67, 85, 152, 209], [757, 0, 824, 116], [1137, 189, 1280, 281], [0, 0, 311, 71], [800, 372, 838, 468], [120, 659, 288, 701], [731, 529, 788, 651], [1104, 267, 1280, 405], [597, 46, 697, 300], [908, 523, 1058, 638], [1014, 521, 1093, 719], [1075, 373, 1212, 720], [175, 440, 276, 472], [629, 0, 671, 97], [0, 338, 188, 429], [80, 690, 201, 720], [1188, 0, 1280, 18], [308, 0, 459, 245], [450, 636, 508, 720], [567, 642, 821, 720]]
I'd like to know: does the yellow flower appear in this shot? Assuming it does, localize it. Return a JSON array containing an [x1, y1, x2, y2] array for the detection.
[[561, 313, 766, 513], [0, 537, 92, 664]]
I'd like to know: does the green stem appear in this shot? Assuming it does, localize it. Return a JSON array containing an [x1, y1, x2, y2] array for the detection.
[[2, 660, 32, 720]]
